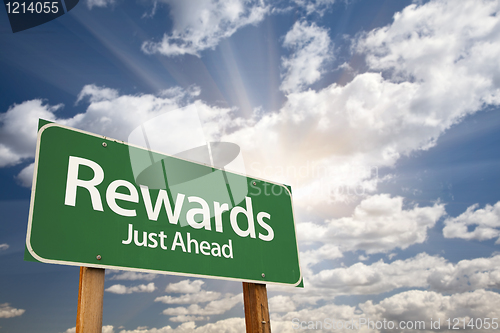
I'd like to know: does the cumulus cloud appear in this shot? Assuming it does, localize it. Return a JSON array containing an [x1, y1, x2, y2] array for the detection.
[[298, 194, 445, 254], [118, 318, 245, 333], [85, 0, 114, 10], [165, 279, 205, 294], [224, 0, 500, 207], [0, 100, 60, 167], [443, 201, 500, 242], [306, 253, 500, 297], [272, 289, 500, 333], [155, 291, 221, 304], [0, 84, 233, 187], [308, 253, 444, 295], [105, 282, 156, 294], [141, 0, 268, 57], [156, 280, 238, 321], [162, 293, 243, 319], [280, 21, 332, 93], [360, 289, 500, 333], [292, 0, 336, 16], [15, 162, 34, 187], [63, 325, 114, 333], [268, 295, 296, 313], [108, 271, 158, 281], [0, 303, 25, 318]]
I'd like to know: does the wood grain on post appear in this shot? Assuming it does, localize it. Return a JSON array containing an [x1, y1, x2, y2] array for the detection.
[[243, 282, 271, 333], [76, 267, 105, 333]]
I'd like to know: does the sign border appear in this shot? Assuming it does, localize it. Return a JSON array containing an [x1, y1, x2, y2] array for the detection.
[[26, 122, 303, 287]]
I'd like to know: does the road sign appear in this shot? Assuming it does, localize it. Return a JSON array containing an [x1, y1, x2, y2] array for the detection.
[[26, 121, 302, 286]]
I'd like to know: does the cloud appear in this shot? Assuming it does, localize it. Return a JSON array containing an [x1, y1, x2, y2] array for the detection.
[[3, 0, 500, 213], [272, 289, 500, 333], [169, 315, 208, 323], [108, 271, 158, 281], [308, 253, 444, 295], [15, 162, 34, 187], [118, 318, 245, 333], [0, 244, 9, 251], [297, 194, 445, 254], [76, 84, 119, 103], [155, 291, 221, 304], [0, 100, 60, 167], [85, 0, 115, 10], [268, 295, 296, 313], [141, 0, 268, 57], [156, 279, 235, 321], [162, 293, 243, 318], [280, 21, 332, 93], [0, 303, 25, 318], [292, 0, 336, 16], [443, 201, 500, 242], [306, 253, 500, 297], [105, 282, 156, 294], [360, 289, 500, 332], [63, 325, 114, 333], [0, 85, 233, 187], [224, 0, 500, 207], [165, 279, 205, 294], [427, 255, 500, 293]]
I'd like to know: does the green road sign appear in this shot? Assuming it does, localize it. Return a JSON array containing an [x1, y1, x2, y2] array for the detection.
[[26, 121, 302, 286]]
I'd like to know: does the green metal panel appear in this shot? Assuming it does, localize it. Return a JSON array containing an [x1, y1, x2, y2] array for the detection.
[[26, 121, 302, 286]]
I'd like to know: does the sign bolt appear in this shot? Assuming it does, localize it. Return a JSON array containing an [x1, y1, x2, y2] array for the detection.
[[261, 273, 265, 278], [262, 321, 266, 324], [102, 142, 107, 147], [96, 255, 102, 260], [253, 181, 256, 185]]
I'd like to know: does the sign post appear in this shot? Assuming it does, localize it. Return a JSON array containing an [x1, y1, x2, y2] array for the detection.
[[26, 121, 302, 332], [243, 282, 271, 333], [76, 267, 105, 333]]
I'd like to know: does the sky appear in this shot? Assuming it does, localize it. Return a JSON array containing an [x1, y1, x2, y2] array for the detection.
[[1, 0, 500, 332]]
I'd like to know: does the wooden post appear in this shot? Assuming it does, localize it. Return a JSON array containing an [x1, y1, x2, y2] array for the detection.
[[243, 282, 271, 333], [76, 267, 105, 333]]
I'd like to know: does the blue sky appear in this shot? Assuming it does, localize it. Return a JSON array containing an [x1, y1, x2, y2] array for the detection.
[[2, 0, 500, 332]]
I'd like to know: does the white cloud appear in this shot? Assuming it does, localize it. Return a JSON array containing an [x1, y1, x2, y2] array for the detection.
[[0, 244, 9, 251], [224, 0, 500, 208], [76, 84, 119, 103], [293, 0, 336, 16], [108, 271, 158, 281], [443, 201, 500, 242], [268, 295, 296, 313], [298, 194, 445, 254], [272, 289, 500, 333], [155, 291, 221, 304], [306, 253, 500, 297], [85, 0, 114, 10], [63, 325, 114, 333], [165, 280, 205, 294], [308, 252, 444, 295], [118, 318, 245, 333], [427, 255, 500, 293], [360, 289, 500, 333], [105, 282, 156, 294], [169, 315, 208, 323], [162, 293, 242, 317], [0, 303, 25, 318], [0, 100, 60, 167], [141, 0, 268, 57], [280, 21, 332, 93], [15, 162, 34, 188], [0, 85, 233, 187]]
